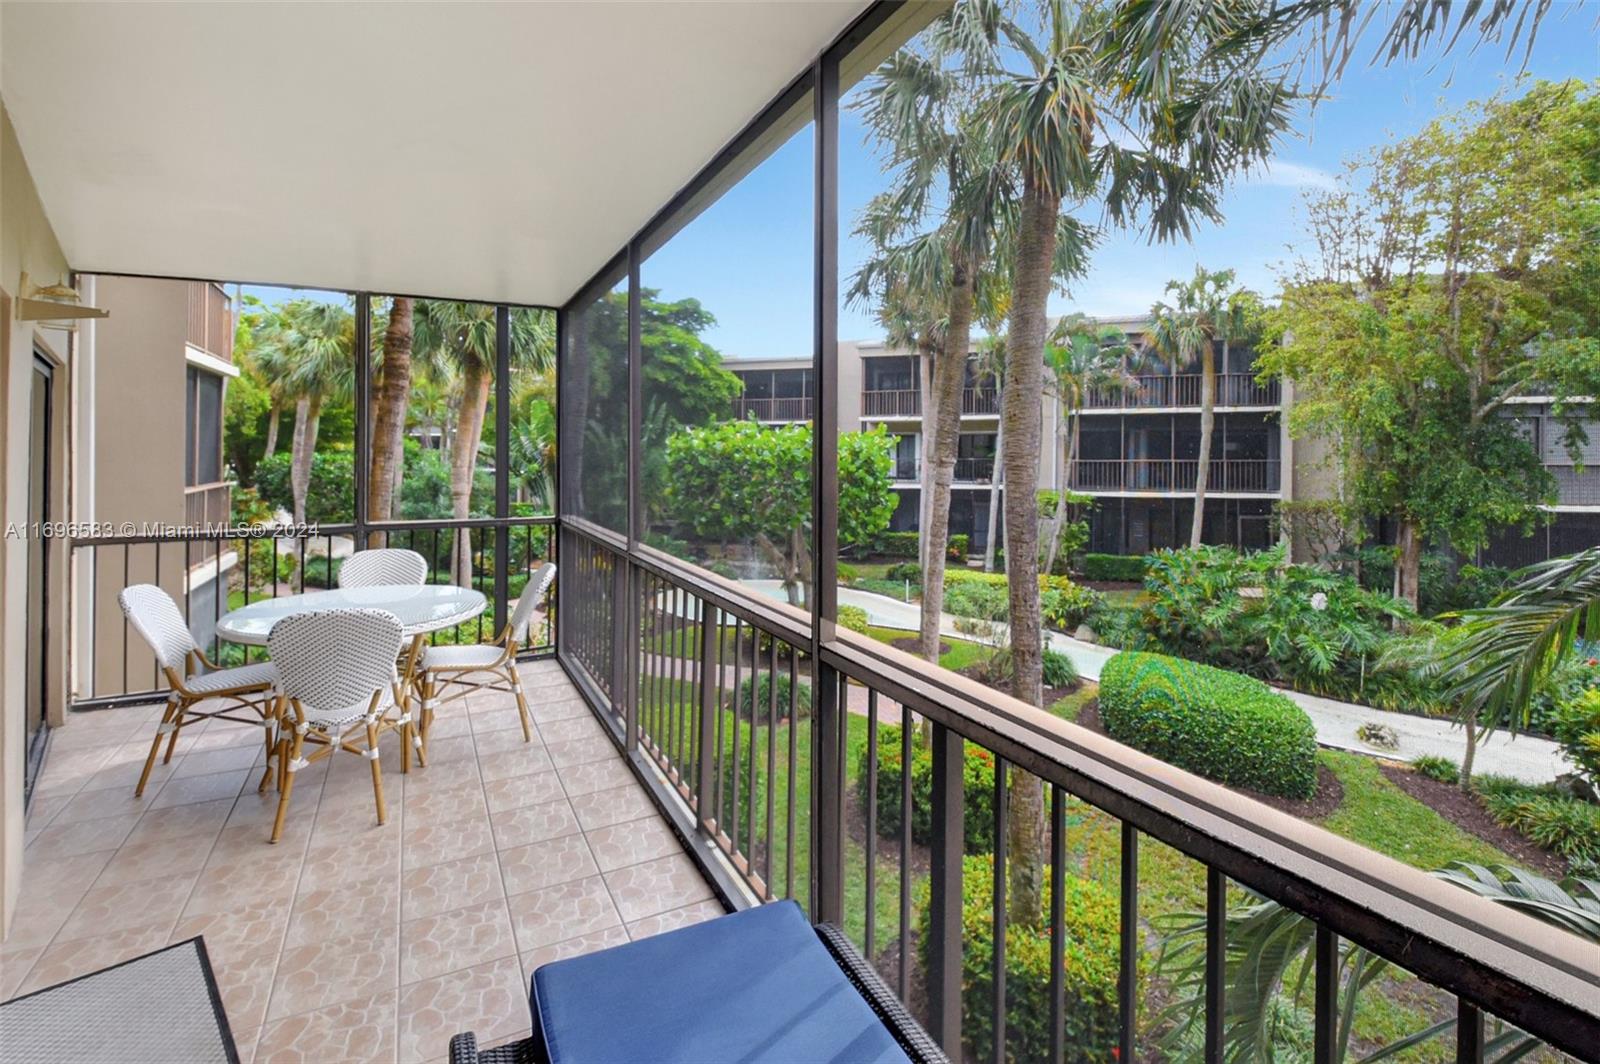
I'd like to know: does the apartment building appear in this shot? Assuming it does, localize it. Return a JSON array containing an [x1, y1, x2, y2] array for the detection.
[[725, 323, 1598, 565]]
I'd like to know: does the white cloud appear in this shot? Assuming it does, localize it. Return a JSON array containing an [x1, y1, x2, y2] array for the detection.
[[1244, 159, 1338, 190]]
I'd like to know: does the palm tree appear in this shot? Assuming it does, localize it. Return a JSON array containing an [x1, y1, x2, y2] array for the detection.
[[981, 0, 1293, 928], [847, 5, 1015, 665], [1042, 314, 1132, 575], [972, 327, 1007, 573], [367, 296, 413, 541], [413, 302, 554, 585], [252, 299, 353, 523]]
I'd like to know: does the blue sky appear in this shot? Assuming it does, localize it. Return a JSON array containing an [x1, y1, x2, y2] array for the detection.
[[642, 17, 1598, 361]]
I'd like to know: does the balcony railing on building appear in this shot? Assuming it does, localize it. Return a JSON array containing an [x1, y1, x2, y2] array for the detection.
[[732, 396, 813, 422], [186, 281, 233, 362], [1085, 372, 1278, 410], [953, 456, 994, 482], [1550, 466, 1600, 506], [1071, 457, 1280, 493], [183, 480, 234, 527], [862, 385, 1002, 419]]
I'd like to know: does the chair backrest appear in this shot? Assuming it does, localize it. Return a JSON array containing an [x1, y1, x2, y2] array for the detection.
[[267, 609, 405, 711], [118, 584, 199, 673], [338, 548, 427, 589], [509, 562, 557, 644]]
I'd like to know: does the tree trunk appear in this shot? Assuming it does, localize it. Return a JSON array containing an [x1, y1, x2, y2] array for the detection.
[[1000, 178, 1056, 930], [450, 360, 492, 586], [1459, 714, 1479, 790], [1394, 517, 1422, 611], [263, 400, 282, 458], [367, 297, 414, 544], [1043, 406, 1072, 577], [918, 265, 975, 663], [289, 393, 321, 525], [983, 404, 1004, 572], [918, 349, 935, 579], [1190, 342, 1216, 547]]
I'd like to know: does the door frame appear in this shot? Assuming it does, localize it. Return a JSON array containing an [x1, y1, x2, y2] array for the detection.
[[23, 350, 54, 808]]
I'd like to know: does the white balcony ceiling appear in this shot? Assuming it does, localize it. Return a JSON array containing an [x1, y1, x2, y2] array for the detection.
[[0, 1, 867, 306]]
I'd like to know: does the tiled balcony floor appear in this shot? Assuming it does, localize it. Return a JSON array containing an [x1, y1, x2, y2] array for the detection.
[[3, 660, 724, 1063]]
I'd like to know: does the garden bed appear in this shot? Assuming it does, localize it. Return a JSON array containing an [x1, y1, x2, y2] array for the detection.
[[1377, 763, 1568, 876]]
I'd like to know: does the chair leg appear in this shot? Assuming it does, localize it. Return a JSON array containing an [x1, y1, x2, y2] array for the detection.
[[162, 700, 187, 764], [414, 677, 431, 768], [509, 668, 532, 743], [257, 702, 278, 794], [367, 719, 387, 826], [270, 730, 304, 844], [135, 697, 180, 797]]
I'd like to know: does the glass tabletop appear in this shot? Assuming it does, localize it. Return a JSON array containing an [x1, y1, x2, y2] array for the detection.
[[215, 584, 488, 646]]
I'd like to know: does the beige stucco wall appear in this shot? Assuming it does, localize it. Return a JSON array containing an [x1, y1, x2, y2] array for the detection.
[[1, 101, 72, 938]]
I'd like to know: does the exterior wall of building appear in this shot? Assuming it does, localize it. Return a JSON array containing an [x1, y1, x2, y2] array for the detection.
[[1, 101, 72, 937]]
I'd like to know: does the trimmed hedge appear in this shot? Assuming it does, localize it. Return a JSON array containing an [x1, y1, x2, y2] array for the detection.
[[1098, 651, 1318, 799], [918, 854, 1121, 1064], [879, 532, 968, 562], [837, 604, 870, 635], [859, 724, 996, 852], [1081, 553, 1147, 582], [943, 569, 1101, 631]]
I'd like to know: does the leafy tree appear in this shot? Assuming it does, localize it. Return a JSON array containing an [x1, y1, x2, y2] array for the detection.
[[252, 299, 356, 523], [662, 422, 896, 606], [1262, 81, 1600, 608], [1146, 268, 1262, 547]]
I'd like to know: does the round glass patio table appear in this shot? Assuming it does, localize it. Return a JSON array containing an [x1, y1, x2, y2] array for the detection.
[[215, 584, 487, 646]]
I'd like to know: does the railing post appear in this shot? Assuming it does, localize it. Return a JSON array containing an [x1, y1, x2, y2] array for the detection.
[[927, 721, 964, 1054], [493, 306, 511, 630], [813, 663, 845, 924], [695, 599, 718, 830], [612, 553, 634, 748]]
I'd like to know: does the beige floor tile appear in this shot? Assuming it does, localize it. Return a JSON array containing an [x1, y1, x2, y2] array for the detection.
[[0, 945, 43, 999], [489, 799, 580, 852], [468, 707, 528, 737], [397, 955, 527, 1064], [542, 737, 617, 769], [400, 897, 516, 984], [625, 899, 726, 941], [473, 727, 546, 757], [404, 778, 488, 829], [91, 832, 214, 888], [23, 811, 142, 861], [567, 784, 655, 832], [475, 745, 553, 784], [401, 852, 504, 921], [186, 851, 307, 917], [536, 716, 606, 746], [583, 816, 681, 873], [50, 781, 161, 826], [151, 768, 250, 809], [128, 796, 235, 845], [402, 757, 482, 797], [210, 940, 283, 1032], [403, 814, 495, 871], [602, 853, 714, 924], [528, 697, 589, 724], [517, 925, 630, 981], [173, 742, 268, 780], [256, 988, 398, 1064], [285, 873, 401, 950], [497, 834, 598, 898], [19, 921, 174, 994], [18, 848, 116, 904], [417, 735, 477, 767], [267, 927, 399, 1021], [506, 876, 620, 954], [172, 898, 292, 969], [296, 833, 401, 895], [553, 757, 633, 798], [56, 868, 198, 943], [481, 772, 564, 815]]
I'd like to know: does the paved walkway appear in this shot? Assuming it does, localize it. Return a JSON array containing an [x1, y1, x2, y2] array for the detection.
[[742, 581, 1573, 785]]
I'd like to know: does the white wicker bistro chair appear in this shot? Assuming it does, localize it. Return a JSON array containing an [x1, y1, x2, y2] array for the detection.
[[337, 547, 428, 588], [265, 609, 407, 843], [413, 563, 555, 758], [118, 584, 280, 797]]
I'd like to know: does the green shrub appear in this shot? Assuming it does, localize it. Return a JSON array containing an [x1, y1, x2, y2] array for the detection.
[[734, 673, 812, 721], [1083, 600, 1149, 651], [1082, 553, 1147, 582], [1412, 755, 1460, 785], [918, 854, 1120, 1064], [1529, 655, 1600, 736], [859, 724, 995, 852], [878, 532, 967, 562], [885, 562, 921, 583], [837, 604, 870, 635], [300, 554, 341, 589], [1099, 651, 1318, 799], [1478, 785, 1600, 870], [1041, 585, 1099, 631], [944, 581, 1009, 623], [1042, 646, 1078, 688], [837, 562, 860, 585], [255, 449, 357, 524], [1550, 688, 1600, 788]]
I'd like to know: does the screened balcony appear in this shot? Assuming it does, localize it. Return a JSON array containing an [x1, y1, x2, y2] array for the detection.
[[2, 2, 1597, 1063]]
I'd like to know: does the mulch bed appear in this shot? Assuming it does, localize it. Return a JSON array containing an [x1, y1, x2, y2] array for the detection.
[[1377, 763, 1568, 876], [1073, 699, 1346, 818], [890, 636, 950, 657]]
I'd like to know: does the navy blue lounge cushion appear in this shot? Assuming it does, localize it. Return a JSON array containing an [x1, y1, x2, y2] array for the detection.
[[530, 900, 913, 1064]]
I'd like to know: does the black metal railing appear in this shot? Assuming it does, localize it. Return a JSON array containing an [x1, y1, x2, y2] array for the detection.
[[555, 519, 1598, 1063], [1085, 372, 1280, 410], [1071, 457, 1280, 493], [953, 456, 995, 482], [69, 515, 555, 708], [732, 396, 813, 422]]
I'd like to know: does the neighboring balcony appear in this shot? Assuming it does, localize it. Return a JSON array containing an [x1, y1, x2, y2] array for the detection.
[[862, 385, 1000, 419], [186, 281, 234, 363], [732, 395, 813, 422], [184, 480, 234, 526], [954, 456, 995, 482], [1550, 466, 1600, 506], [1084, 372, 1279, 410], [1071, 457, 1281, 493]]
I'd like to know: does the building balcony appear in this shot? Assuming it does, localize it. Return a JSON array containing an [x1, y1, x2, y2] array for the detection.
[[731, 396, 813, 422], [953, 456, 994, 482], [183, 480, 233, 527], [185, 281, 233, 363], [1550, 466, 1600, 507], [862, 386, 999, 419], [1084, 372, 1279, 410], [1071, 457, 1281, 493]]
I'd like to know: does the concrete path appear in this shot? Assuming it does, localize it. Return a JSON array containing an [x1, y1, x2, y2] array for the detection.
[[740, 581, 1573, 785]]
